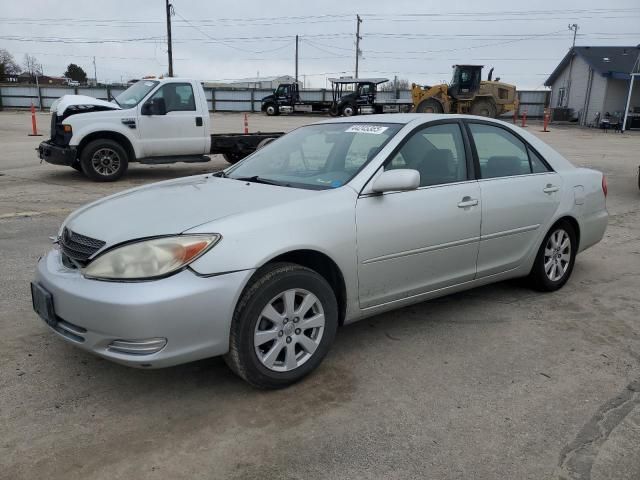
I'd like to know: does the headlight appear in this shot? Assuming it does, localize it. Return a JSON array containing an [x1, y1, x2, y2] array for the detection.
[[83, 235, 220, 280]]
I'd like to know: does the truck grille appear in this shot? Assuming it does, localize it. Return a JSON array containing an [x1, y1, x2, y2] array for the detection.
[[50, 113, 57, 140], [60, 227, 105, 266]]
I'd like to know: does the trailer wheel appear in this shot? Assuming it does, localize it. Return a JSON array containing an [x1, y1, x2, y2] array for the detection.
[[80, 139, 128, 182], [265, 103, 279, 116], [470, 98, 497, 118], [223, 152, 246, 164], [416, 98, 443, 114], [341, 103, 357, 117]]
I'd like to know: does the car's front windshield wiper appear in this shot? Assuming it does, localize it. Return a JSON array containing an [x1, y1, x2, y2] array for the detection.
[[212, 170, 227, 178], [233, 175, 284, 186]]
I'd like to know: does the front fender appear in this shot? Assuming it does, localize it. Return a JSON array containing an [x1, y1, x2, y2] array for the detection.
[[67, 118, 141, 158]]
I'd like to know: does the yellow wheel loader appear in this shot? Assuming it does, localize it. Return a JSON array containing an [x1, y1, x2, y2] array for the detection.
[[412, 65, 518, 118]]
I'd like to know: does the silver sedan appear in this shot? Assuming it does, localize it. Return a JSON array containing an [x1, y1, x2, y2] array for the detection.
[[32, 114, 608, 388]]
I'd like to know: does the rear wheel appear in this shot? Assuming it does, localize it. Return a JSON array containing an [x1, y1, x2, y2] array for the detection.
[[470, 98, 497, 118], [224, 263, 338, 389], [256, 137, 275, 150], [222, 152, 246, 164], [528, 221, 577, 291], [80, 139, 128, 182], [416, 98, 443, 114]]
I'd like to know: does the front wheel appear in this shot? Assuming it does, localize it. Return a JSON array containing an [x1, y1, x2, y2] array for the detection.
[[80, 139, 128, 182], [224, 263, 338, 389], [415, 98, 443, 114], [264, 103, 279, 116], [528, 221, 577, 291], [341, 103, 357, 117]]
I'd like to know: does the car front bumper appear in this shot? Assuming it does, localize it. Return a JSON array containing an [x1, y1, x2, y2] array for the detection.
[[33, 249, 254, 368], [38, 141, 76, 166]]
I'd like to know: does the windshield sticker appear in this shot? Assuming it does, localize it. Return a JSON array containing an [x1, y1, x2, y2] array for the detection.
[[331, 180, 343, 188], [345, 125, 389, 135]]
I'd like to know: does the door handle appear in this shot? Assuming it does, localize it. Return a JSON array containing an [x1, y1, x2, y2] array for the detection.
[[543, 184, 559, 194], [195, 116, 203, 127], [457, 196, 479, 208]]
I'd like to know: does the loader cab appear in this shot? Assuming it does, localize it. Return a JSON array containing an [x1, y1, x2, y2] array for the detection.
[[448, 65, 483, 100]]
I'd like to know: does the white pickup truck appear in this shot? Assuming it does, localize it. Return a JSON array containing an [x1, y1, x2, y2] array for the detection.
[[38, 78, 283, 181]]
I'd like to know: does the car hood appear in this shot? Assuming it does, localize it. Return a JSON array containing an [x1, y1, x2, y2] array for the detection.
[[63, 175, 317, 249], [51, 95, 121, 116]]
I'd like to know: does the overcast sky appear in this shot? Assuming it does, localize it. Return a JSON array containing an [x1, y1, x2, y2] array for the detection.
[[1, 0, 639, 89]]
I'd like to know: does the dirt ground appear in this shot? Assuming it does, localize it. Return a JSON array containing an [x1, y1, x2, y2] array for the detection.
[[1, 110, 639, 480]]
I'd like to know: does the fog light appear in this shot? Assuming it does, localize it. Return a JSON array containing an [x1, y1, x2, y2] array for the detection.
[[108, 338, 167, 355]]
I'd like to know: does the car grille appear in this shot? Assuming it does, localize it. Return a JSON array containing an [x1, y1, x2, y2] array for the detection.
[[60, 227, 106, 267]]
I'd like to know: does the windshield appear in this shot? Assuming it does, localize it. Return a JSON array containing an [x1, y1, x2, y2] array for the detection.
[[115, 80, 159, 107], [226, 122, 403, 190]]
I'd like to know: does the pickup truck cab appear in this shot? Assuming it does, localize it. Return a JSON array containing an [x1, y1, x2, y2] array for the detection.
[[38, 78, 282, 181]]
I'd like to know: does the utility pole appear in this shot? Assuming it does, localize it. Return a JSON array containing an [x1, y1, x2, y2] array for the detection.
[[92, 56, 97, 85], [295, 35, 299, 86], [565, 23, 579, 107], [166, 0, 174, 77], [355, 14, 362, 78]]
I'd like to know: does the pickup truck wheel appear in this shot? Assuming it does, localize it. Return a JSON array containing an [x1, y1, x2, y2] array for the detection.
[[223, 152, 246, 164], [70, 161, 83, 173], [80, 139, 128, 182], [224, 262, 338, 389]]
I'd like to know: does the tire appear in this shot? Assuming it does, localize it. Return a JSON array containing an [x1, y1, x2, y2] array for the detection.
[[224, 262, 339, 389], [264, 103, 279, 116], [415, 98, 444, 114], [70, 161, 83, 173], [528, 220, 577, 292], [222, 152, 246, 164], [256, 137, 275, 150], [341, 103, 357, 117], [80, 139, 128, 182], [470, 98, 497, 118]]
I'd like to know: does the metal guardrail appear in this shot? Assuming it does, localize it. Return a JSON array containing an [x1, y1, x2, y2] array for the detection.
[[0, 84, 549, 116]]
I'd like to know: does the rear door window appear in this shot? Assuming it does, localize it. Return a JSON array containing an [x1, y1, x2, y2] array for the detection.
[[468, 123, 531, 178]]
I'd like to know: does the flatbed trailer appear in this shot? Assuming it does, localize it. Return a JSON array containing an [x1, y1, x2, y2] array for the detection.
[[210, 132, 284, 163]]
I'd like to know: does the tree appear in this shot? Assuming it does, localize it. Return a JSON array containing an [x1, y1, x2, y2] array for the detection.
[[23, 54, 42, 83], [64, 63, 88, 83], [0, 49, 21, 81]]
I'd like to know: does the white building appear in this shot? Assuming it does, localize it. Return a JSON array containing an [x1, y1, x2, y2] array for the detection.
[[545, 46, 640, 126]]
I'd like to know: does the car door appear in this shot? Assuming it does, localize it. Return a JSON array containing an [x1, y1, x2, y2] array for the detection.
[[137, 82, 206, 157], [466, 121, 561, 278], [356, 121, 481, 309]]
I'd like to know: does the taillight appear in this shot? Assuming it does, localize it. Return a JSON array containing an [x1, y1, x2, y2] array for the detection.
[[602, 174, 608, 197]]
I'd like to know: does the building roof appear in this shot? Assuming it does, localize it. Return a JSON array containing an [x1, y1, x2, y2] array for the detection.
[[545, 45, 640, 86]]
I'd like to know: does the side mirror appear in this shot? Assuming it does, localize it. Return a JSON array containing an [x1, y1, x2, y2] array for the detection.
[[142, 97, 167, 115], [371, 169, 420, 193]]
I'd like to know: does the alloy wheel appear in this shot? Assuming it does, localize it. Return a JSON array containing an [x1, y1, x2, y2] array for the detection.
[[254, 288, 325, 372], [91, 148, 121, 176], [544, 228, 571, 281]]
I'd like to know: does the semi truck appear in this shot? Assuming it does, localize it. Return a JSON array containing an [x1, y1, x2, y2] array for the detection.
[[261, 77, 413, 116], [38, 78, 284, 182]]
